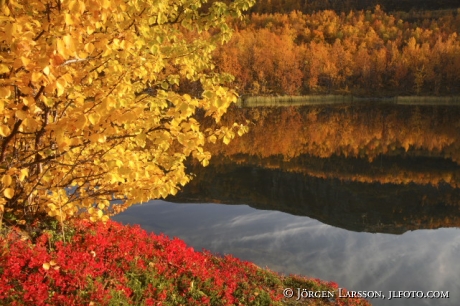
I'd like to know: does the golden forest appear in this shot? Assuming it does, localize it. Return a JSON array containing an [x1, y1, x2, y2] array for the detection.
[[212, 6, 460, 96]]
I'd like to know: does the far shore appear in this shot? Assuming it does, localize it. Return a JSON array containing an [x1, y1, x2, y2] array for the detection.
[[236, 95, 460, 107]]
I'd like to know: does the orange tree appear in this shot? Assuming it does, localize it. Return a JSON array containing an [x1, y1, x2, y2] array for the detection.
[[0, 0, 252, 228]]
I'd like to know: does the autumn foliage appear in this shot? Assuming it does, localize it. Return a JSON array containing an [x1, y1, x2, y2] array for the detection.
[[0, 219, 370, 305], [0, 0, 253, 227], [214, 7, 460, 96]]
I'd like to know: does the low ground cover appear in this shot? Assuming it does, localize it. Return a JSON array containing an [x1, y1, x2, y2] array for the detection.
[[0, 220, 370, 305]]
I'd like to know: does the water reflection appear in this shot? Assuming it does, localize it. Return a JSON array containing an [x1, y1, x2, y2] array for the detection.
[[189, 104, 460, 233], [205, 104, 460, 164], [168, 155, 460, 234]]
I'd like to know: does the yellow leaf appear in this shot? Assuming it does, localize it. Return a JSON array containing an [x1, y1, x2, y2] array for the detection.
[[47, 203, 57, 211], [42, 97, 54, 107], [3, 24, 13, 44], [97, 209, 103, 218], [0, 64, 9, 74], [86, 26, 95, 35], [2, 4, 11, 16], [20, 57, 30, 67], [88, 113, 100, 125], [101, 0, 110, 9], [223, 136, 230, 145], [56, 39, 66, 57], [42, 263, 50, 270], [9, 1, 23, 9], [0, 86, 11, 98], [38, 57, 49, 69], [15, 110, 28, 120], [179, 175, 189, 186], [43, 66, 50, 75], [13, 57, 23, 70], [56, 135, 71, 151], [63, 35, 75, 53], [75, 114, 88, 130], [84, 43, 95, 54], [22, 116, 39, 131], [207, 135, 217, 143], [56, 78, 66, 96], [69, 0, 86, 14], [1, 175, 12, 187], [22, 96, 34, 106], [3, 188, 14, 199], [89, 134, 105, 143], [19, 169, 29, 181], [42, 172, 53, 184], [62, 73, 73, 83], [97, 135, 106, 143], [65, 13, 73, 26], [32, 106, 43, 115], [78, 1, 86, 14], [102, 47, 112, 57]]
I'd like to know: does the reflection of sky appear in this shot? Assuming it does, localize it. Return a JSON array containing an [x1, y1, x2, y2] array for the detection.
[[112, 200, 460, 306]]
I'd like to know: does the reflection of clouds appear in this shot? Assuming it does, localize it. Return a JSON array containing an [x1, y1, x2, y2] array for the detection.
[[113, 201, 460, 306], [224, 211, 279, 227], [222, 214, 322, 242]]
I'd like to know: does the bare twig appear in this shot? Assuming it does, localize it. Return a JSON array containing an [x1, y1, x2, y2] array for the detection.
[[60, 57, 95, 67]]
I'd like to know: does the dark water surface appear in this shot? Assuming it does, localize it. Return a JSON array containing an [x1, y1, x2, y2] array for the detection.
[[113, 104, 460, 305]]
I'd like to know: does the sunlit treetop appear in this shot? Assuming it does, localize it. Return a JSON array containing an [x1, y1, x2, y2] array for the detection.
[[0, 0, 253, 226]]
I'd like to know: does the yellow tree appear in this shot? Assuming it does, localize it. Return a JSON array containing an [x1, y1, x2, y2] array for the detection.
[[0, 0, 252, 227]]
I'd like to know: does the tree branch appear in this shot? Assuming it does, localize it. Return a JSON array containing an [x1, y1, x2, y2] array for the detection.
[[60, 57, 95, 67], [0, 120, 23, 163]]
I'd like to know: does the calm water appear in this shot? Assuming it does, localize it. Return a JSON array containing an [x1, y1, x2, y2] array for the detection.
[[113, 104, 460, 305]]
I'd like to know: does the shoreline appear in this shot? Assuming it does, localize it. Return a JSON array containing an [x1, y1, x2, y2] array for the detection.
[[236, 95, 460, 107]]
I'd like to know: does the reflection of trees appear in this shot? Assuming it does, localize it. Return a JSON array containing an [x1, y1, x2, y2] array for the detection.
[[174, 156, 460, 234], [206, 105, 460, 166], [180, 105, 460, 233], [226, 154, 460, 189], [248, 0, 459, 14]]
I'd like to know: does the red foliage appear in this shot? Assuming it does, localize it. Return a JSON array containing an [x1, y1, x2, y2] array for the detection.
[[0, 220, 369, 305], [0, 220, 283, 305]]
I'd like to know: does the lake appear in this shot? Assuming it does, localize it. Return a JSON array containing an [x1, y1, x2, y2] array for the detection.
[[113, 103, 460, 305]]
